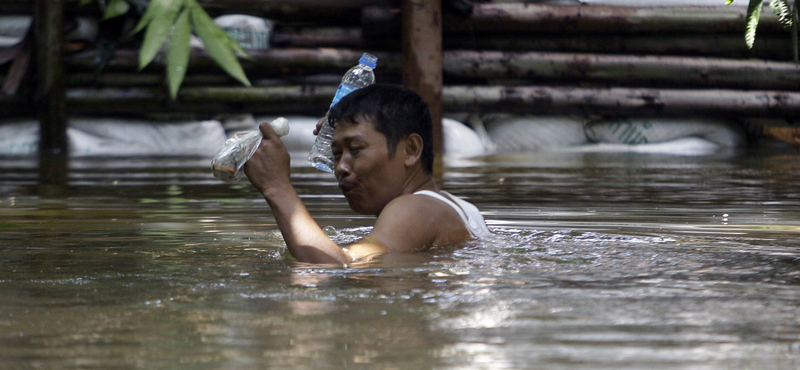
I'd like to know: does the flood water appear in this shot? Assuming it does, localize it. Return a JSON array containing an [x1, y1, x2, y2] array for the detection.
[[1, 146, 799, 370]]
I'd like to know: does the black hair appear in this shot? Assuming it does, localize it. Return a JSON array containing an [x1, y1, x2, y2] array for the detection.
[[328, 84, 434, 174]]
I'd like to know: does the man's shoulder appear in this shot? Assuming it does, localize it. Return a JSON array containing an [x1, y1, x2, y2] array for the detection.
[[372, 193, 472, 252], [382, 192, 449, 216]]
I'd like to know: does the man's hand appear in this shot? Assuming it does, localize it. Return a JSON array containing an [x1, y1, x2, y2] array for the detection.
[[244, 121, 292, 197], [313, 117, 326, 136]]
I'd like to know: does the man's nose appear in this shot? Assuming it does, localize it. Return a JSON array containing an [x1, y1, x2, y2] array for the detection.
[[334, 156, 350, 178]]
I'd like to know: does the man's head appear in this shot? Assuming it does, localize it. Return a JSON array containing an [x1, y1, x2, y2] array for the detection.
[[328, 84, 434, 174]]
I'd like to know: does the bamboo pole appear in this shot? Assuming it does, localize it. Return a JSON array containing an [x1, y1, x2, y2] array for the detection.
[[66, 48, 403, 75], [443, 51, 800, 90], [267, 26, 791, 61], [271, 28, 364, 49], [443, 85, 800, 118], [442, 3, 785, 35], [2, 1, 787, 37], [442, 35, 794, 61], [62, 85, 800, 119], [195, 0, 388, 25], [35, 0, 68, 191], [65, 86, 336, 116], [66, 48, 800, 91]]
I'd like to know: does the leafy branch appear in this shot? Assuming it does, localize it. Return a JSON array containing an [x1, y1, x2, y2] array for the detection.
[[80, 0, 252, 99], [729, 0, 800, 62]]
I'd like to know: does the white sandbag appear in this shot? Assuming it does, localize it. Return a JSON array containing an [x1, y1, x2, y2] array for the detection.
[[0, 16, 96, 46], [65, 17, 98, 43], [214, 14, 272, 50], [0, 16, 31, 47], [0, 16, 31, 38], [585, 118, 746, 148], [569, 137, 726, 156], [443, 118, 493, 158], [0, 120, 39, 155], [0, 119, 228, 156], [69, 118, 228, 156], [484, 115, 588, 152]]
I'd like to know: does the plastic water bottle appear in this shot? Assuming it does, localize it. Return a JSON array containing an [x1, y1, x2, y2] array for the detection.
[[308, 52, 377, 172], [211, 117, 290, 183]]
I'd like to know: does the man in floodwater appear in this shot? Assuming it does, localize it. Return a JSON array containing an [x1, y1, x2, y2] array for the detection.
[[244, 84, 490, 264]]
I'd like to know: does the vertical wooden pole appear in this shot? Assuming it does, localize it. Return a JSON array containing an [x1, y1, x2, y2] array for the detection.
[[401, 0, 443, 164], [35, 0, 69, 193]]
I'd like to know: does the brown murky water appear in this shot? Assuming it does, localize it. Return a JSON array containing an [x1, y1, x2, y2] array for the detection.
[[1, 147, 799, 370]]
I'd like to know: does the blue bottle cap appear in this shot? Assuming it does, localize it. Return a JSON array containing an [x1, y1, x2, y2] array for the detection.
[[359, 53, 378, 69]]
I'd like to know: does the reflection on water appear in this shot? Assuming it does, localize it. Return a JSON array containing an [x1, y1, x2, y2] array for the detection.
[[1, 148, 799, 370]]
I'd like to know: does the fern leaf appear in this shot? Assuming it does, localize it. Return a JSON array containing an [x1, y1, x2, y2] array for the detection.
[[793, 3, 799, 63], [745, 0, 763, 49], [771, 0, 793, 30]]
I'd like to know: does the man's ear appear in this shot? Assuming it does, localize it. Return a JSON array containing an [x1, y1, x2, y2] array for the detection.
[[403, 133, 424, 166]]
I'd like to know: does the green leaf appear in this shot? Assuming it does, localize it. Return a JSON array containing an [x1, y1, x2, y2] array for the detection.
[[79, 0, 94, 6], [792, 3, 799, 63], [190, 3, 251, 87], [132, 0, 178, 34], [726, 0, 734, 5], [103, 0, 130, 20], [132, 0, 160, 34], [770, 0, 793, 30], [167, 9, 191, 99], [138, 0, 183, 70], [745, 0, 763, 49]]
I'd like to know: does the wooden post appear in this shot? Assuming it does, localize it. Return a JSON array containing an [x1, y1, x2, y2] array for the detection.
[[401, 0, 443, 160], [35, 0, 69, 192]]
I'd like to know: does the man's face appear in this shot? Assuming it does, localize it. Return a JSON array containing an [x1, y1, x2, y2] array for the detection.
[[332, 118, 407, 216]]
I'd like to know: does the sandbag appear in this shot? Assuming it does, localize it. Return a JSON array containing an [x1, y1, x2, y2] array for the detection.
[[0, 118, 228, 157], [484, 115, 588, 153], [214, 15, 272, 50], [585, 118, 746, 148], [443, 118, 493, 158], [0, 121, 38, 155]]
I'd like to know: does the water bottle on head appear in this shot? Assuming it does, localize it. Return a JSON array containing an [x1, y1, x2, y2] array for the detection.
[[308, 52, 377, 172]]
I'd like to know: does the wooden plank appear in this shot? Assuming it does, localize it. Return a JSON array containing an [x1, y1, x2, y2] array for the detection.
[[402, 0, 443, 156]]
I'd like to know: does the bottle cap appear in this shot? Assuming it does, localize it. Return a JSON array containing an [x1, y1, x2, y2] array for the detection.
[[359, 53, 378, 69]]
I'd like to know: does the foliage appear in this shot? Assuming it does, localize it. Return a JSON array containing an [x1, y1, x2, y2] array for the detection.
[[80, 0, 252, 99], [729, 0, 800, 62]]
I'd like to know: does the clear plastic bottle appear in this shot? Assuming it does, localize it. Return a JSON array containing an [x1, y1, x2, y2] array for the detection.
[[211, 117, 290, 183], [308, 52, 377, 172]]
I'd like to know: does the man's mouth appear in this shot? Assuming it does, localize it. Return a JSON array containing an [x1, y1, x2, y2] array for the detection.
[[338, 181, 357, 195]]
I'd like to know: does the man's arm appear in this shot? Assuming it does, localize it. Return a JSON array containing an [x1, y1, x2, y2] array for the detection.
[[244, 123, 456, 264], [244, 122, 349, 264]]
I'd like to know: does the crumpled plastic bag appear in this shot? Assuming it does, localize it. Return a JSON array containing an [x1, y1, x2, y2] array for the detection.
[[211, 117, 289, 183]]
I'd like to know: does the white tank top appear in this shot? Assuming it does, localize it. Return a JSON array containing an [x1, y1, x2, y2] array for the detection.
[[413, 190, 491, 238]]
